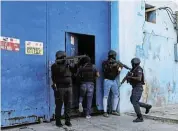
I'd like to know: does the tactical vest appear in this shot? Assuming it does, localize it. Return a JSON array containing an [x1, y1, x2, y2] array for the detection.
[[102, 59, 118, 80], [80, 63, 95, 82], [53, 63, 72, 85], [130, 66, 145, 86]]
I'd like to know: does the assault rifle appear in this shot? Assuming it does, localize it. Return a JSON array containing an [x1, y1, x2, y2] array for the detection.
[[119, 66, 139, 87], [110, 59, 131, 70], [116, 61, 132, 70], [55, 55, 87, 64]]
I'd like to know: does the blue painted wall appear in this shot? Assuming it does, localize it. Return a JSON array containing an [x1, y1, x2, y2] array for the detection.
[[110, 1, 120, 112], [1, 1, 111, 127], [47, 1, 111, 118], [1, 2, 48, 127]]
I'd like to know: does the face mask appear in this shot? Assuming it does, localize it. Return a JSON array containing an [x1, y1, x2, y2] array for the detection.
[[132, 63, 139, 68], [56, 56, 66, 64], [109, 55, 116, 60]]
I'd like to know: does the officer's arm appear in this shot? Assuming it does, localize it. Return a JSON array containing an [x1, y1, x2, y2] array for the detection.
[[117, 66, 123, 73], [96, 71, 100, 77], [69, 61, 76, 69], [102, 61, 106, 72], [51, 65, 55, 83], [117, 61, 131, 70], [93, 65, 100, 78], [127, 68, 142, 81], [75, 66, 82, 77], [51, 65, 57, 88]]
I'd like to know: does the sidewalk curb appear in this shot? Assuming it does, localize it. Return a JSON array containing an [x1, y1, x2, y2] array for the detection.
[[125, 112, 178, 124]]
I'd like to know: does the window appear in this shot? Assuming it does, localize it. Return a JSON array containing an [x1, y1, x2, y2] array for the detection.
[[145, 4, 156, 24]]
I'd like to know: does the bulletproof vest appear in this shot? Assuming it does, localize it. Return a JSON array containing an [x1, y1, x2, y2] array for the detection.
[[53, 63, 72, 85], [80, 63, 95, 82], [103, 59, 118, 80], [130, 66, 145, 86]]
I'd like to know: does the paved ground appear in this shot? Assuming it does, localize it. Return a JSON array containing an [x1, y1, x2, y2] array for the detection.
[[127, 104, 178, 123], [3, 115, 178, 131]]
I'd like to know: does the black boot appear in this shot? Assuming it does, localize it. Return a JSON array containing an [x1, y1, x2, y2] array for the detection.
[[56, 117, 63, 127], [133, 114, 143, 123], [56, 120, 63, 127], [145, 105, 152, 114], [65, 121, 72, 127]]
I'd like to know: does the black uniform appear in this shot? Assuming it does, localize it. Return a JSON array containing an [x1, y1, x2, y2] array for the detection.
[[128, 58, 152, 122], [51, 51, 73, 127]]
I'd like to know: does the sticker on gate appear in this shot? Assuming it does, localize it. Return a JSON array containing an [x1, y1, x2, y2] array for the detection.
[[25, 41, 43, 55], [0, 36, 20, 51], [71, 35, 74, 45]]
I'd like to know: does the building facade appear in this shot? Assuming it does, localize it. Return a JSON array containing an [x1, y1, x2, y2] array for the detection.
[[119, 0, 178, 112], [1, 0, 178, 127]]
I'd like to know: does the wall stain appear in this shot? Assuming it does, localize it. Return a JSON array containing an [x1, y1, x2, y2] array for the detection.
[[142, 83, 149, 103]]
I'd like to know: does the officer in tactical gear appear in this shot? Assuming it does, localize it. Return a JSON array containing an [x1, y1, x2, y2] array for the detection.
[[77, 56, 100, 119], [102, 50, 129, 117], [51, 51, 73, 127], [126, 58, 152, 122]]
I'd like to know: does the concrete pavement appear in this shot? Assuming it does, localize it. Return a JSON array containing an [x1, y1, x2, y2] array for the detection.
[[127, 104, 178, 124], [3, 115, 178, 131]]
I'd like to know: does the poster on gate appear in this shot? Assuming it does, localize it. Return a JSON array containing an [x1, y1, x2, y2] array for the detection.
[[0, 36, 20, 51], [25, 41, 43, 55]]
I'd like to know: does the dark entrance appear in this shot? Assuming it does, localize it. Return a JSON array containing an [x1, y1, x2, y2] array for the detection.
[[65, 32, 96, 112], [77, 34, 95, 64]]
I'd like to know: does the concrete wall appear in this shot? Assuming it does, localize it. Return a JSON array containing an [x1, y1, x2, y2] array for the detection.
[[119, 0, 178, 113]]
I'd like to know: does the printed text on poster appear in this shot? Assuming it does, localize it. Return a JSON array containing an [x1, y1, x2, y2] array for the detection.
[[25, 41, 43, 55], [0, 36, 20, 51]]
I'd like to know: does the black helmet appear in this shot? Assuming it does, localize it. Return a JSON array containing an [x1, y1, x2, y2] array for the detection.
[[55, 51, 66, 59], [108, 50, 117, 60], [83, 56, 91, 63], [131, 58, 141, 65], [108, 50, 117, 57]]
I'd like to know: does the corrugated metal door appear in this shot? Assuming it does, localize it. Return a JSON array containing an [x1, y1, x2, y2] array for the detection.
[[1, 2, 49, 127]]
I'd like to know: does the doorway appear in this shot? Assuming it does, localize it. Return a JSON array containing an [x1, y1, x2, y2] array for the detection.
[[77, 34, 95, 64], [65, 32, 96, 112]]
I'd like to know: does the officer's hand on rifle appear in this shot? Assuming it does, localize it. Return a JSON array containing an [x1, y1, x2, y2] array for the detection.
[[118, 67, 122, 72], [51, 83, 57, 91]]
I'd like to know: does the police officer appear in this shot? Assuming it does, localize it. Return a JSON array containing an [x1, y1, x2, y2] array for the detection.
[[77, 56, 100, 119], [127, 58, 152, 122], [102, 50, 124, 117], [51, 51, 73, 127]]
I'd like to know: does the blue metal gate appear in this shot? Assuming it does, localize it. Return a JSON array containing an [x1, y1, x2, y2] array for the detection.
[[1, 2, 49, 127], [47, 1, 111, 119]]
